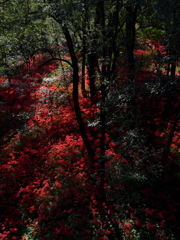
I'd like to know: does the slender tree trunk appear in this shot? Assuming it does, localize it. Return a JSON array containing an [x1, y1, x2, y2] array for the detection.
[[99, 75, 106, 204], [169, 10, 177, 79], [96, 0, 106, 204], [62, 26, 95, 162], [81, 0, 88, 97], [171, 63, 176, 78], [109, 0, 120, 76], [87, 54, 96, 99], [125, 4, 138, 82], [166, 63, 170, 76], [81, 40, 86, 97]]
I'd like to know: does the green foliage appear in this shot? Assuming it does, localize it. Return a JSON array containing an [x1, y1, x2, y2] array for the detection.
[[0, 0, 50, 77]]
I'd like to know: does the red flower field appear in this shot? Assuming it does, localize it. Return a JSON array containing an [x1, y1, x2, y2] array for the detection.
[[0, 45, 180, 240]]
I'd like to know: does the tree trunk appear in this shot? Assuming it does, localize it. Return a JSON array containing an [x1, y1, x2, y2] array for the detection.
[[126, 4, 138, 82], [81, 41, 86, 97], [81, 0, 88, 97], [166, 63, 170, 76], [96, 0, 106, 204], [62, 26, 95, 162], [87, 54, 96, 100], [171, 63, 176, 78]]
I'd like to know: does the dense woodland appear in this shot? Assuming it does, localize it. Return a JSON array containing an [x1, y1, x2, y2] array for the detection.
[[0, 0, 180, 239]]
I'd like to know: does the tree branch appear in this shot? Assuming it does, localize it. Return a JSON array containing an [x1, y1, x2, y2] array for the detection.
[[38, 57, 73, 69]]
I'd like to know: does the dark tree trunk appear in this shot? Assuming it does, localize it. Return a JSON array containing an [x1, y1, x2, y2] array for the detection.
[[96, 0, 106, 204], [166, 63, 170, 76], [81, 41, 86, 97], [81, 0, 88, 97], [87, 54, 96, 99], [62, 26, 95, 162], [125, 4, 138, 82], [109, 0, 120, 77], [171, 63, 176, 78]]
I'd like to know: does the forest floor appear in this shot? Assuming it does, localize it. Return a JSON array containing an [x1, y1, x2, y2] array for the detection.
[[0, 43, 180, 240]]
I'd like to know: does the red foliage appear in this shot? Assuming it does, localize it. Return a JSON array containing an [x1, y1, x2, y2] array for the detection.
[[0, 46, 180, 239]]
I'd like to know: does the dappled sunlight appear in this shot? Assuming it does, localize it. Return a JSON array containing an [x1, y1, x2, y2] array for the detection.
[[0, 0, 180, 238]]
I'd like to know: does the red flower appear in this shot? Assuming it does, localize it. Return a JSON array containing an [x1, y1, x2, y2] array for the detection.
[[123, 222, 133, 229], [160, 220, 166, 228], [146, 221, 156, 231], [135, 218, 142, 228]]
